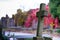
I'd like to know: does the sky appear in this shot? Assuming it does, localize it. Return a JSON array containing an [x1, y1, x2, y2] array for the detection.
[[0, 0, 49, 19]]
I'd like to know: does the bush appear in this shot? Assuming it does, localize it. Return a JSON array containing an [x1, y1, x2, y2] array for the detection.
[[56, 29, 60, 33]]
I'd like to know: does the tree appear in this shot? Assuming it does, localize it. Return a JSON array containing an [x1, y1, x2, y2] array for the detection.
[[49, 0, 60, 19], [14, 9, 27, 26], [14, 9, 23, 26]]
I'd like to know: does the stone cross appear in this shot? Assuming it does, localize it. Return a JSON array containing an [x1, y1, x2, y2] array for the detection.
[[36, 3, 46, 37]]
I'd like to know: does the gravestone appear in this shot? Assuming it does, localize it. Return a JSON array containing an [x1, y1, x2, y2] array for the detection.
[[33, 3, 52, 40]]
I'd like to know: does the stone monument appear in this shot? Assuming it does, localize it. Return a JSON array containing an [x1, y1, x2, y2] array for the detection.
[[33, 3, 52, 40]]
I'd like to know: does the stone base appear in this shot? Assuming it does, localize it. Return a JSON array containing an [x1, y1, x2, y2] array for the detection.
[[33, 37, 44, 40], [43, 37, 52, 40]]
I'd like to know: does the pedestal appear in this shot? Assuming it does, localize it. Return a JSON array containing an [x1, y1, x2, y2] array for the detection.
[[33, 37, 44, 40], [44, 37, 52, 40]]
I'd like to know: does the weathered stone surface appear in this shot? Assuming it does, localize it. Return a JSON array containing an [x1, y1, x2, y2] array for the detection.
[[33, 37, 44, 40]]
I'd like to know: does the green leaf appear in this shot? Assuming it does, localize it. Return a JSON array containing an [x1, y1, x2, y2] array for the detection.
[[56, 29, 60, 33], [49, 0, 60, 19]]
